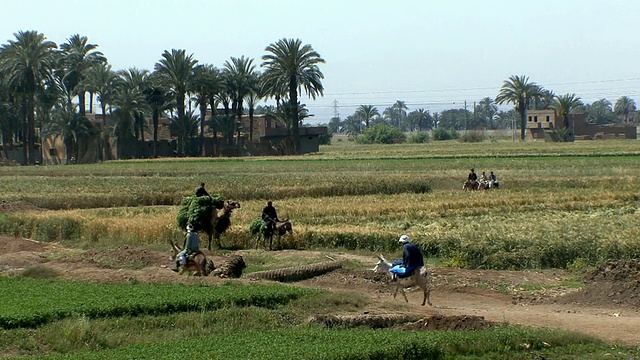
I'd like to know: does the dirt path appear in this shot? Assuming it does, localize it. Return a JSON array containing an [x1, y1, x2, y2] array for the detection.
[[1, 236, 638, 346]]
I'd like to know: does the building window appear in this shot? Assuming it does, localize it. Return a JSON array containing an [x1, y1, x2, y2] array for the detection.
[[546, 116, 551, 122], [528, 116, 532, 122], [49, 148, 57, 156], [534, 116, 538, 122]]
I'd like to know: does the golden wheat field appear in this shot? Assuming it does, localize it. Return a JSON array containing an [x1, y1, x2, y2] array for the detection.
[[1, 138, 639, 269]]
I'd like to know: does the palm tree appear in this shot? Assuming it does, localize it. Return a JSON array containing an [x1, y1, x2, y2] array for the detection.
[[392, 100, 408, 130], [0, 30, 57, 164], [83, 63, 121, 161], [355, 105, 379, 129], [170, 110, 199, 156], [118, 67, 150, 141], [59, 34, 106, 115], [476, 97, 498, 129], [411, 108, 433, 130], [261, 38, 325, 154], [44, 101, 93, 163], [223, 56, 257, 146], [551, 93, 583, 130], [111, 85, 149, 158], [495, 75, 542, 140], [614, 96, 637, 124], [154, 49, 197, 140], [143, 71, 173, 158], [192, 64, 220, 155], [245, 72, 262, 142], [585, 98, 614, 124]]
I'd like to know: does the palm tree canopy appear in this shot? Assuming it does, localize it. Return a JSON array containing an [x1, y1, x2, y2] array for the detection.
[[154, 49, 197, 97], [0, 30, 58, 94], [495, 75, 542, 111], [261, 38, 325, 100]]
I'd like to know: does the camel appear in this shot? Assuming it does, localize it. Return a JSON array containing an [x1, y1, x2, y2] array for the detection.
[[206, 200, 241, 250], [373, 254, 432, 306], [169, 240, 214, 276], [258, 218, 293, 250]]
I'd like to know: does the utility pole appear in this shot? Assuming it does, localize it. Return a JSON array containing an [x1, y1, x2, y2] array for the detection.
[[464, 101, 468, 131]]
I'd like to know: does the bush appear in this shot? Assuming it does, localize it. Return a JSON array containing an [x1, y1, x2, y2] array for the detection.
[[460, 130, 485, 143], [432, 128, 459, 141], [318, 129, 333, 145], [356, 124, 406, 144], [408, 130, 430, 143]]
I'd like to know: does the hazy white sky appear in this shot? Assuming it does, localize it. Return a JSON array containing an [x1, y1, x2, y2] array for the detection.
[[2, 0, 639, 123]]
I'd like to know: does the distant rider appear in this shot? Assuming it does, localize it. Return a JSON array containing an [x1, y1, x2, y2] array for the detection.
[[468, 168, 478, 182], [261, 200, 280, 234], [490, 171, 499, 189]]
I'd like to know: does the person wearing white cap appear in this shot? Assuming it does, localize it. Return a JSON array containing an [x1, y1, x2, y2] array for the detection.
[[390, 234, 424, 277]]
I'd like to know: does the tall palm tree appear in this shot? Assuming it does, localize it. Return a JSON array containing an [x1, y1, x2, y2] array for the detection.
[[495, 75, 542, 140], [44, 101, 93, 163], [476, 97, 498, 129], [411, 108, 432, 131], [83, 63, 121, 161], [223, 56, 256, 147], [143, 71, 173, 158], [0, 30, 57, 164], [391, 100, 408, 130], [111, 85, 149, 158], [245, 72, 262, 142], [192, 64, 220, 155], [261, 38, 325, 154], [614, 96, 637, 124], [355, 105, 379, 129], [551, 93, 583, 130], [118, 67, 150, 141], [154, 49, 197, 140], [59, 34, 106, 115]]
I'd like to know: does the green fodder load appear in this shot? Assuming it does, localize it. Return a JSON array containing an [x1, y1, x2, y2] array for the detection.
[[249, 217, 264, 235], [176, 194, 224, 231]]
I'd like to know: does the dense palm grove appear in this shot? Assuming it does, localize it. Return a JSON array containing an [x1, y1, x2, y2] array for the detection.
[[0, 31, 637, 164], [0, 31, 325, 164]]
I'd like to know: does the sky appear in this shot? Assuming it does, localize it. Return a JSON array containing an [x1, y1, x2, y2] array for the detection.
[[2, 0, 639, 124]]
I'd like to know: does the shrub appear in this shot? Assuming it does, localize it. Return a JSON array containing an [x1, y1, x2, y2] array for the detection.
[[356, 124, 406, 144], [432, 128, 459, 141], [408, 130, 430, 143], [318, 129, 333, 145], [460, 130, 485, 143]]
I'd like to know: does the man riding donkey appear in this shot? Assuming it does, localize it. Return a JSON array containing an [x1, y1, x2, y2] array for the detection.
[[261, 200, 280, 234], [390, 235, 424, 279], [173, 224, 200, 271]]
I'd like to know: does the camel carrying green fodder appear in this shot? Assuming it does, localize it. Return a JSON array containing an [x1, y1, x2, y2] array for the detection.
[[176, 194, 241, 250]]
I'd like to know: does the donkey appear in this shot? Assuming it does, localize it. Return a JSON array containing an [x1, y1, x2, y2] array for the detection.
[[373, 254, 432, 306], [260, 218, 292, 250], [169, 240, 214, 276]]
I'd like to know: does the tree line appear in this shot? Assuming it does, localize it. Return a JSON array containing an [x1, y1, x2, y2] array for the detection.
[[0, 31, 325, 164], [329, 75, 637, 140]]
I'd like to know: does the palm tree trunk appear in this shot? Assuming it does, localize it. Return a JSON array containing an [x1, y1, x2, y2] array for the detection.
[[249, 106, 254, 141], [199, 101, 206, 156], [89, 92, 94, 114], [101, 103, 108, 161], [289, 75, 300, 155], [79, 91, 86, 115], [152, 110, 159, 158]]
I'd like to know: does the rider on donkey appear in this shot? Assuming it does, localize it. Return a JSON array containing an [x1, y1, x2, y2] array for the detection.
[[174, 224, 201, 271], [261, 200, 280, 234], [390, 235, 424, 278]]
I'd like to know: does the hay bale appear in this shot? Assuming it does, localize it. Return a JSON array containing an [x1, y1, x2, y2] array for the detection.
[[176, 194, 224, 231]]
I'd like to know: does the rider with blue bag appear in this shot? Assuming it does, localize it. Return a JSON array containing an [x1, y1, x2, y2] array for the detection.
[[390, 235, 424, 277]]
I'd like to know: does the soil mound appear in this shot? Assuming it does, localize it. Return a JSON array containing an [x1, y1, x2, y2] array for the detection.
[[0, 237, 49, 253], [0, 201, 44, 214], [73, 245, 171, 269], [397, 315, 497, 331], [559, 259, 640, 308]]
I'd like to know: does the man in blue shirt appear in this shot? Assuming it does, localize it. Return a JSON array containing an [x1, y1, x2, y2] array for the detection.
[[391, 234, 424, 277], [175, 224, 201, 270]]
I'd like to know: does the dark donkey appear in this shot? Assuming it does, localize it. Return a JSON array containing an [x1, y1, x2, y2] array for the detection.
[[260, 218, 292, 250]]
